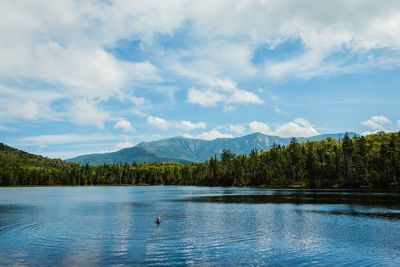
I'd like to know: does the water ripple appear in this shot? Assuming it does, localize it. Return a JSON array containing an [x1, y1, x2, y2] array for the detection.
[[0, 187, 399, 266]]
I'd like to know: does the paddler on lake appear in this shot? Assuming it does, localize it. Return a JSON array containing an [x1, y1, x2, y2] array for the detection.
[[155, 216, 161, 224]]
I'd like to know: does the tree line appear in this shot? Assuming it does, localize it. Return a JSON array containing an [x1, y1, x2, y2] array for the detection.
[[1, 132, 399, 188]]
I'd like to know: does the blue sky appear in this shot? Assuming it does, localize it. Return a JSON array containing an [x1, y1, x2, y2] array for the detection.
[[1, 0, 400, 159]]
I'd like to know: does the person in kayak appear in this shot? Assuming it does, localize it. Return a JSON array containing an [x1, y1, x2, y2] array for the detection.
[[155, 216, 161, 224]]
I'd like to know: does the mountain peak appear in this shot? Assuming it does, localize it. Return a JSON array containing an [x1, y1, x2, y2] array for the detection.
[[67, 132, 357, 165]]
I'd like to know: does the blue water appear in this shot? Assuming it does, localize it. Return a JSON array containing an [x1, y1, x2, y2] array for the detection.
[[0, 186, 399, 266]]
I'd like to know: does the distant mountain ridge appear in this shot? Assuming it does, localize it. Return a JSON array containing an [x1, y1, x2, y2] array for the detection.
[[67, 132, 358, 165]]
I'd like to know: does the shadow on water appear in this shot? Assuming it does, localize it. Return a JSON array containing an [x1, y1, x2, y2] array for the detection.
[[180, 190, 400, 208], [1, 187, 400, 265], [299, 209, 400, 219], [179, 190, 400, 220]]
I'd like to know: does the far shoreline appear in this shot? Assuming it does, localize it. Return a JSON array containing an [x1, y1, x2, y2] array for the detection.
[[1, 184, 398, 191]]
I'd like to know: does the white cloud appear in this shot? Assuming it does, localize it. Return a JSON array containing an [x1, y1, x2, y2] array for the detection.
[[147, 116, 206, 132], [184, 123, 247, 138], [0, 86, 61, 121], [2, 41, 158, 101], [362, 131, 378, 136], [147, 116, 170, 130], [249, 118, 319, 137], [0, 47, 156, 124], [362, 115, 392, 131], [370, 115, 392, 125], [0, 1, 163, 125], [113, 141, 134, 150], [114, 120, 133, 132], [6, 1, 400, 54], [149, 0, 400, 82], [175, 42, 257, 80], [274, 118, 319, 138], [180, 133, 194, 139], [361, 115, 397, 134], [180, 129, 233, 140], [229, 89, 264, 105], [2, 1, 400, 93], [131, 109, 148, 117], [5, 100, 39, 120], [186, 119, 319, 139], [70, 99, 109, 128], [197, 1, 400, 79], [187, 88, 224, 107], [1, 0, 400, 144], [228, 124, 246, 134], [265, 50, 330, 80], [197, 130, 233, 141], [175, 120, 206, 131], [187, 78, 263, 109], [18, 134, 116, 145], [249, 121, 273, 135], [361, 120, 384, 131]]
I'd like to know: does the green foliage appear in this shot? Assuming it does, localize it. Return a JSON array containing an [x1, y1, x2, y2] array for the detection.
[[1, 132, 399, 188], [67, 132, 359, 164]]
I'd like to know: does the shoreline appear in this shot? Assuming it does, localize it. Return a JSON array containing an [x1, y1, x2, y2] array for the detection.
[[0, 184, 398, 191]]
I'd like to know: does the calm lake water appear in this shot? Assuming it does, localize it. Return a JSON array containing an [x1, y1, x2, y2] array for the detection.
[[0, 186, 399, 266]]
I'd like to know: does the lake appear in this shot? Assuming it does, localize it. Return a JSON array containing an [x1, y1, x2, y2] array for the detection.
[[0, 186, 399, 266]]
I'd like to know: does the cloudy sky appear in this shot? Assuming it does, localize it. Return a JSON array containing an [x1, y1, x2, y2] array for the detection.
[[1, 0, 400, 159]]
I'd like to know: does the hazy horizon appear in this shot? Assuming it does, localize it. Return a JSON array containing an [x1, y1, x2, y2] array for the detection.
[[4, 130, 362, 160]]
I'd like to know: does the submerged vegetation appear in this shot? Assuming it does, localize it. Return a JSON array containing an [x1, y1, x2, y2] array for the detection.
[[1, 132, 399, 188]]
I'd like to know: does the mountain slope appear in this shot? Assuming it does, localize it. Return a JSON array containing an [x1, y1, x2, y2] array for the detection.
[[67, 146, 191, 165], [0, 143, 70, 168], [67, 132, 358, 165]]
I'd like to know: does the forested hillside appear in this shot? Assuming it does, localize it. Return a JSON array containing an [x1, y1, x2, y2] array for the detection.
[[0, 143, 79, 185], [1, 132, 399, 188], [67, 132, 358, 164]]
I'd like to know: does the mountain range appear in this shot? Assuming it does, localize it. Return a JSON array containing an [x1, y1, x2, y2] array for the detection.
[[67, 132, 358, 165]]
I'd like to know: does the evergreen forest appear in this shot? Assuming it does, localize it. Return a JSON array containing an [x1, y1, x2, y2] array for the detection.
[[1, 132, 399, 188]]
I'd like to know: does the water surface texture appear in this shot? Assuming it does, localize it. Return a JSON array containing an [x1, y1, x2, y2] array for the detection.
[[0, 186, 399, 266]]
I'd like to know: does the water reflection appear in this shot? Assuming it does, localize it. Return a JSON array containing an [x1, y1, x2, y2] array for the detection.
[[302, 209, 400, 219], [0, 186, 399, 266], [182, 190, 400, 208]]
